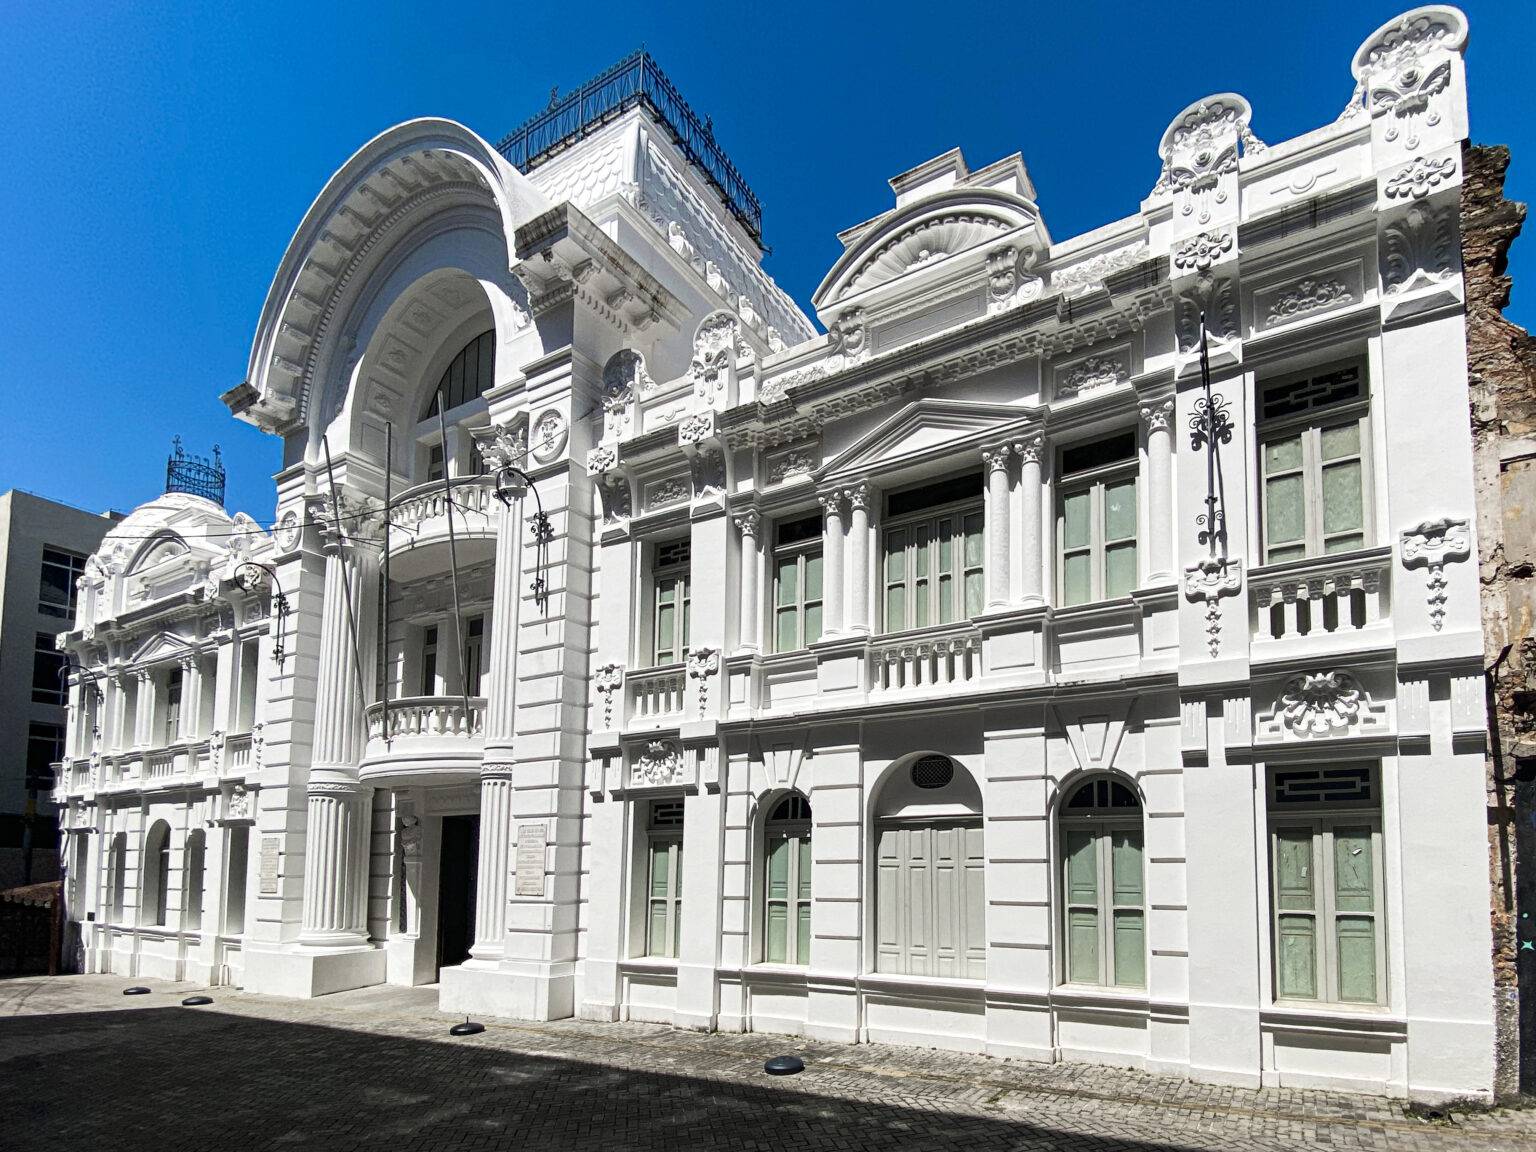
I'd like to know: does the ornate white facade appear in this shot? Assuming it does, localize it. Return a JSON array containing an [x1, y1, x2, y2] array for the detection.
[[58, 9, 1499, 1101]]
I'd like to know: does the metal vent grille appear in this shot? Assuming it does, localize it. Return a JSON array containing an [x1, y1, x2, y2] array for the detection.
[[1260, 363, 1363, 421], [1272, 765, 1373, 806], [649, 799, 685, 828], [911, 755, 955, 790], [654, 539, 691, 570]]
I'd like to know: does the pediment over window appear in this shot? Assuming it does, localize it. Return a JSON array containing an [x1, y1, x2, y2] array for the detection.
[[128, 631, 195, 667], [821, 398, 1038, 483]]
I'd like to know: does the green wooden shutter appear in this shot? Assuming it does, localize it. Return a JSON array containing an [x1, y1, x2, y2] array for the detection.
[[647, 840, 672, 957], [796, 834, 812, 966], [1064, 828, 1100, 983], [876, 827, 902, 973], [1111, 829, 1145, 987], [1332, 826, 1377, 1003], [765, 834, 789, 963], [962, 824, 987, 979], [1274, 827, 1318, 999]]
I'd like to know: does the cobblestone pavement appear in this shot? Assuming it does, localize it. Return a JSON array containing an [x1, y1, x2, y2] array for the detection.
[[2, 976, 1534, 1151]]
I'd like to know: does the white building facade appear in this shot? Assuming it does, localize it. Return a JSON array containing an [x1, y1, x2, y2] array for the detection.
[[59, 7, 1501, 1101]]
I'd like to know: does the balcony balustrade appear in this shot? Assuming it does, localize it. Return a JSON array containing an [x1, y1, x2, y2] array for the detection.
[[223, 732, 253, 773], [1250, 547, 1393, 657], [868, 626, 983, 693], [386, 477, 498, 576], [362, 695, 487, 782], [627, 664, 687, 725]]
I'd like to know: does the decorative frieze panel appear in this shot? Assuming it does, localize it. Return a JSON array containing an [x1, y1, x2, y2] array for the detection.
[[643, 473, 691, 513], [764, 441, 818, 486], [630, 739, 686, 788], [1052, 344, 1132, 400], [1255, 669, 1390, 743], [1050, 242, 1149, 299], [1253, 262, 1364, 331]]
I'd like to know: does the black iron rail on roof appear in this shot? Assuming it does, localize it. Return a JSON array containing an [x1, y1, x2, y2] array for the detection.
[[495, 50, 763, 248]]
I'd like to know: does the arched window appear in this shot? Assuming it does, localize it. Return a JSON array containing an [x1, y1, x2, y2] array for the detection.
[[423, 330, 495, 418], [183, 829, 206, 929], [143, 821, 172, 927], [874, 754, 985, 979], [108, 832, 127, 923], [763, 794, 811, 965], [224, 826, 249, 936], [1059, 776, 1144, 988]]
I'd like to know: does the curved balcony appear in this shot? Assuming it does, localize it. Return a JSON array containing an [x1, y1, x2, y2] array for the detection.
[[361, 695, 486, 784], [386, 477, 498, 582]]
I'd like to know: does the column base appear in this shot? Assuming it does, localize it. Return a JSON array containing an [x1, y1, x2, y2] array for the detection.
[[438, 959, 576, 1021], [241, 942, 386, 998]]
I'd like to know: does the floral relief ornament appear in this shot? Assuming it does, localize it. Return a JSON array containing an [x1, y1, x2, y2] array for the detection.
[[1384, 155, 1457, 201], [633, 740, 684, 787], [1172, 230, 1234, 275], [593, 663, 624, 729], [686, 647, 720, 719], [1400, 516, 1471, 631], [1276, 670, 1366, 737], [1183, 557, 1243, 658], [1267, 278, 1354, 325]]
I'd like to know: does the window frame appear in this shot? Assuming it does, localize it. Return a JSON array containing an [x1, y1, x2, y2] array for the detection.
[[762, 795, 812, 965], [1257, 361, 1373, 564], [462, 614, 485, 697], [38, 547, 86, 619], [650, 539, 692, 666], [880, 487, 985, 634], [771, 515, 824, 653], [1266, 763, 1386, 1007], [419, 624, 439, 697], [643, 800, 684, 959], [1055, 438, 1140, 607], [31, 633, 67, 705], [1058, 777, 1146, 989]]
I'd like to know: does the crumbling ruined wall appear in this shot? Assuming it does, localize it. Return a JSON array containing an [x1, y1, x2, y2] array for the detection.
[[1463, 142, 1536, 1100]]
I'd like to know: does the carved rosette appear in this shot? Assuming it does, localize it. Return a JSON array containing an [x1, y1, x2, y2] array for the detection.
[[678, 410, 716, 447], [1171, 229, 1235, 276], [1183, 557, 1243, 658], [1400, 516, 1471, 631], [586, 444, 619, 477], [1275, 671, 1366, 737], [632, 739, 684, 787], [593, 663, 625, 729]]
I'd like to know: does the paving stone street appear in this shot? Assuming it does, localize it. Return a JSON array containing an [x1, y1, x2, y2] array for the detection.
[[0, 975, 1532, 1151]]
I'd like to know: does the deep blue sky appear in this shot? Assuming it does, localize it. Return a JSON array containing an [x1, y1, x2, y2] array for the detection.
[[2, 1, 1530, 522]]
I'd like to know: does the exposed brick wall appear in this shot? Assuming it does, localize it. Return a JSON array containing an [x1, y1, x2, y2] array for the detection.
[[1463, 142, 1536, 1099]]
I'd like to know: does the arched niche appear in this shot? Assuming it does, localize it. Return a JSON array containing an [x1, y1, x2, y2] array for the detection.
[[870, 750, 983, 822]]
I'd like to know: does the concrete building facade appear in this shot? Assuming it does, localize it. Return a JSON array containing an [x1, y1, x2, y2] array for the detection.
[[55, 5, 1514, 1102]]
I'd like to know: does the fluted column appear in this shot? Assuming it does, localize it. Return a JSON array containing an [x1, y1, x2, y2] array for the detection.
[[470, 763, 514, 960], [133, 670, 152, 747], [820, 492, 846, 636], [482, 426, 526, 757], [845, 486, 871, 632], [301, 496, 380, 948], [178, 655, 201, 742], [1141, 398, 1176, 584], [1013, 433, 1045, 604], [733, 510, 762, 652], [983, 447, 1012, 608]]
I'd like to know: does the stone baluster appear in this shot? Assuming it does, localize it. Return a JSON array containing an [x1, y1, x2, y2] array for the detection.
[[819, 492, 846, 636], [983, 447, 1012, 608], [845, 486, 872, 633], [1141, 398, 1176, 584], [1013, 434, 1045, 604], [733, 510, 762, 653]]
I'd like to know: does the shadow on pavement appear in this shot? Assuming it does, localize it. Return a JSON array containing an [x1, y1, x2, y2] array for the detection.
[[0, 1005, 1219, 1151]]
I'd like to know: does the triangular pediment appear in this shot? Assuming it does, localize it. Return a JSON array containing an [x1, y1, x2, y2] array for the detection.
[[129, 631, 195, 667], [822, 398, 1035, 482]]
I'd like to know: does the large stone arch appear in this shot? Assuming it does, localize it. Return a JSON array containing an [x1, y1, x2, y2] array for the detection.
[[235, 118, 550, 452]]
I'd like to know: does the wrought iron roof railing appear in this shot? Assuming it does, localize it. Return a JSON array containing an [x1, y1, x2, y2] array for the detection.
[[165, 437, 226, 505], [496, 51, 763, 247]]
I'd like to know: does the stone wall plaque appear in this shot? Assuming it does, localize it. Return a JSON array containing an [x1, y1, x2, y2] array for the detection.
[[515, 823, 547, 897], [259, 836, 280, 895]]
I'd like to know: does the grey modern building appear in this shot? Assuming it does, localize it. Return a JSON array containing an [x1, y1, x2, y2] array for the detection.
[[0, 491, 118, 886]]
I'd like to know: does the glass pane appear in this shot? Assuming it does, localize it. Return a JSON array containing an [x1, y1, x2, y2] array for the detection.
[[1321, 422, 1360, 461], [914, 582, 930, 630], [798, 836, 812, 900], [1112, 831, 1143, 905], [964, 571, 985, 618], [1105, 543, 1137, 599], [1065, 829, 1097, 904], [804, 603, 823, 645], [884, 531, 906, 581], [1062, 490, 1090, 549], [964, 514, 984, 567], [1268, 544, 1306, 564], [796, 902, 811, 966], [1274, 829, 1314, 911], [775, 558, 797, 606], [1104, 479, 1137, 542], [885, 585, 906, 631], [937, 523, 954, 575], [776, 608, 798, 653], [767, 837, 789, 899], [805, 553, 823, 600], [766, 903, 787, 963], [1113, 910, 1145, 987], [1277, 914, 1318, 999], [1332, 828, 1374, 914], [1068, 909, 1099, 983], [1322, 460, 1364, 536], [1325, 533, 1365, 554], [1264, 435, 1303, 474], [1265, 474, 1305, 548], [1336, 916, 1378, 1002], [1063, 553, 1091, 606], [682, 585, 690, 649], [656, 603, 675, 660], [650, 844, 671, 899], [915, 526, 930, 578]]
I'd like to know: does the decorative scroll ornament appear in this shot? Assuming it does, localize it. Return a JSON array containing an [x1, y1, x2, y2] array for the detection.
[[594, 663, 625, 728], [829, 307, 868, 362], [986, 246, 1044, 313], [1275, 671, 1366, 737], [767, 446, 815, 484], [690, 449, 726, 499], [601, 350, 649, 441], [1188, 392, 1233, 550], [1384, 154, 1456, 201], [586, 445, 619, 476], [599, 476, 632, 525], [1172, 229, 1234, 275], [1058, 354, 1126, 398], [1267, 278, 1354, 324], [633, 739, 684, 787], [1381, 202, 1456, 297], [690, 311, 744, 404], [1400, 516, 1470, 631], [686, 647, 720, 719], [678, 410, 715, 446], [1183, 557, 1243, 658]]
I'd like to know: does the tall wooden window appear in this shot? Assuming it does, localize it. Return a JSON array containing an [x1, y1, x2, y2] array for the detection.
[[645, 799, 684, 959], [881, 474, 984, 632], [144, 820, 172, 927], [1259, 362, 1371, 563], [162, 666, 183, 744], [419, 625, 439, 696], [463, 615, 485, 696], [1059, 776, 1145, 988], [183, 829, 206, 929], [773, 515, 823, 652], [1268, 763, 1385, 1005], [1057, 431, 1139, 606], [652, 539, 691, 665], [763, 794, 812, 964]]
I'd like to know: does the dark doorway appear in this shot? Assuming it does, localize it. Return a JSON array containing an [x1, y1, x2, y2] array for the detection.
[[436, 814, 479, 971]]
